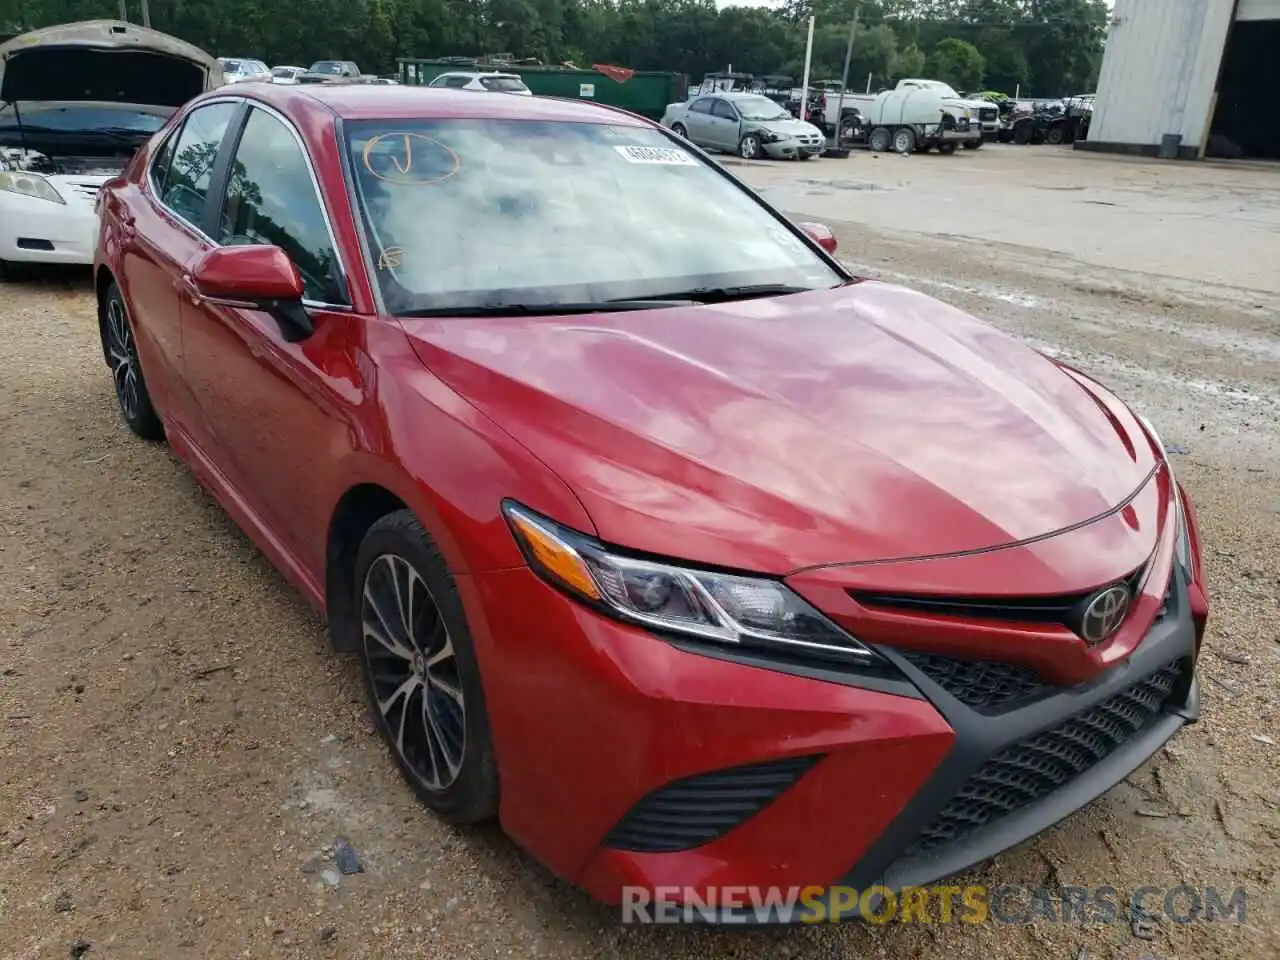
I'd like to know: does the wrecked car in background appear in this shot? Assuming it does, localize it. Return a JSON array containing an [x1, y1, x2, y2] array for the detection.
[[0, 19, 220, 274]]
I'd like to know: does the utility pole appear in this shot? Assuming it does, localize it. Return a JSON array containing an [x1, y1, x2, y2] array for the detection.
[[140, 0, 150, 27], [799, 14, 815, 109], [832, 3, 861, 145]]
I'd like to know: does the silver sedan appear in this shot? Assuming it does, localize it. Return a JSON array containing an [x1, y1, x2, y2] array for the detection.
[[661, 93, 825, 160]]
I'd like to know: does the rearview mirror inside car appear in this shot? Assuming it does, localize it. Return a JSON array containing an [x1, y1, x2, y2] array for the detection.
[[187, 245, 314, 342]]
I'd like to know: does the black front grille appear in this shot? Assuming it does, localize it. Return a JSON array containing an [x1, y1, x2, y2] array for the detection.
[[905, 661, 1185, 854], [604, 755, 821, 853], [899, 650, 1049, 713], [851, 568, 1145, 641], [979, 107, 998, 121]]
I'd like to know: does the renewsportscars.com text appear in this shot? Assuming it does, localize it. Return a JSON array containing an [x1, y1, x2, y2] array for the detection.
[[621, 884, 1249, 925]]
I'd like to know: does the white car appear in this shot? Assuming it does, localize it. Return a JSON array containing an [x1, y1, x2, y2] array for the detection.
[[270, 65, 306, 85], [0, 20, 219, 274], [218, 57, 271, 84], [427, 71, 532, 95]]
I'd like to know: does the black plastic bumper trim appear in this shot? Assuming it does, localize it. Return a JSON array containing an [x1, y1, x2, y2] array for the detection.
[[684, 573, 1200, 924]]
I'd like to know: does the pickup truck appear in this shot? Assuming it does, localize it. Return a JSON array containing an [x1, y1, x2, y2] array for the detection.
[[822, 78, 997, 146], [298, 60, 370, 84], [837, 82, 984, 154]]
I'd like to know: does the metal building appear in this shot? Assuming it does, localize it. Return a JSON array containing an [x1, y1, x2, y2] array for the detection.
[[1081, 0, 1280, 160]]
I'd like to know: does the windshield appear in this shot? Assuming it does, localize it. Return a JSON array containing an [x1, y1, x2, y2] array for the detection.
[[344, 119, 841, 314], [479, 76, 528, 93], [0, 101, 170, 141], [271, 67, 298, 77], [734, 96, 792, 122], [920, 80, 960, 98]]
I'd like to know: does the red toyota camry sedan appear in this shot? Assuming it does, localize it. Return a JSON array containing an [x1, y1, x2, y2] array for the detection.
[[93, 83, 1209, 916]]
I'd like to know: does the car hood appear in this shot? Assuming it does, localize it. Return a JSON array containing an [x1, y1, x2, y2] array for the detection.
[[0, 20, 219, 105], [400, 282, 1157, 574], [748, 117, 819, 137]]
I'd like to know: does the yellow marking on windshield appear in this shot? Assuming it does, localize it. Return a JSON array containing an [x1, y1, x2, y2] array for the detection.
[[362, 132, 459, 186]]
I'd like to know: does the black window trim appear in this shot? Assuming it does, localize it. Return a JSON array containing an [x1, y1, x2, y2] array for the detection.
[[145, 94, 353, 312]]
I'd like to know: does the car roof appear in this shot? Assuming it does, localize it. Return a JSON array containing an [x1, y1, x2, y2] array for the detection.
[[221, 83, 650, 125], [438, 70, 512, 78]]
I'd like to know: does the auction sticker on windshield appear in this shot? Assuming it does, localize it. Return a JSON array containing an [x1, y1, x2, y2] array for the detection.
[[614, 145, 698, 165]]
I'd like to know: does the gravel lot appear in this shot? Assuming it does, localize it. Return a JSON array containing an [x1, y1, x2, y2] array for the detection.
[[2, 145, 1277, 959]]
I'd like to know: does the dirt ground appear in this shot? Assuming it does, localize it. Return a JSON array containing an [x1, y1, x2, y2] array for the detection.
[[2, 144, 1277, 960]]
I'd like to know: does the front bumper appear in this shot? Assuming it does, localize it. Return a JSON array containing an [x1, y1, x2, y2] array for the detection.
[[0, 191, 99, 265], [763, 137, 825, 159], [463, 563, 1200, 917]]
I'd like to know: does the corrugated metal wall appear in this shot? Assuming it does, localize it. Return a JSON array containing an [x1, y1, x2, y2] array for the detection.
[[1089, 0, 1236, 153]]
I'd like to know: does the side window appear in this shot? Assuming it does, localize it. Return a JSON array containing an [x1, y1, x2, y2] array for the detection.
[[149, 125, 181, 196], [443, 76, 472, 88], [217, 107, 345, 305], [158, 102, 238, 227], [711, 100, 738, 121], [689, 98, 713, 114]]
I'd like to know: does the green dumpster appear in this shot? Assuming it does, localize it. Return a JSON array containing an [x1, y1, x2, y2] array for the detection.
[[397, 59, 688, 121]]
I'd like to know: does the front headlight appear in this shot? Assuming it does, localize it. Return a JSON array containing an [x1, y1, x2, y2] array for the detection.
[[503, 501, 878, 664], [0, 170, 66, 204]]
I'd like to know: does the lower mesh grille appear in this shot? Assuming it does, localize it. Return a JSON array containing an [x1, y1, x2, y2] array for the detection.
[[604, 755, 822, 853], [905, 661, 1185, 854], [899, 650, 1049, 713]]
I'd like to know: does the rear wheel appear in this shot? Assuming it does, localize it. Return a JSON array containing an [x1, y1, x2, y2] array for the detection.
[[356, 511, 498, 823], [937, 143, 957, 155], [868, 126, 892, 153], [963, 136, 983, 150], [1046, 124, 1065, 145], [892, 126, 916, 155], [671, 122, 688, 138], [101, 281, 164, 441]]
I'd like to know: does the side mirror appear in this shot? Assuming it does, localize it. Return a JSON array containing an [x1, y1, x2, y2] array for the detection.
[[797, 221, 838, 254], [187, 244, 314, 342]]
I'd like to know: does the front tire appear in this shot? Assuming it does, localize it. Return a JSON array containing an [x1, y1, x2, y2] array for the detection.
[[101, 281, 164, 441], [739, 133, 762, 160], [937, 143, 957, 155], [892, 126, 917, 154], [868, 126, 892, 153], [355, 510, 498, 824]]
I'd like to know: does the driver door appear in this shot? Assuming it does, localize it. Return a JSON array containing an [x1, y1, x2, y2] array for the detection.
[[179, 104, 364, 574], [707, 98, 743, 150]]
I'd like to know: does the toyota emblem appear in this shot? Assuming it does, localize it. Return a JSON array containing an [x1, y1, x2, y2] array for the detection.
[[1079, 584, 1131, 645]]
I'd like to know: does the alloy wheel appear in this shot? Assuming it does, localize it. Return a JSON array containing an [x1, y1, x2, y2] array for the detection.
[[106, 296, 141, 422], [740, 135, 760, 159], [361, 553, 466, 791]]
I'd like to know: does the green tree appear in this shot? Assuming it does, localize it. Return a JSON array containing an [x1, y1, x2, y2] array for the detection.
[[928, 36, 984, 90]]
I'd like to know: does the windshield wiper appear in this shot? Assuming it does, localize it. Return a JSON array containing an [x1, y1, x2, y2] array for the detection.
[[644, 283, 816, 304], [397, 298, 696, 318]]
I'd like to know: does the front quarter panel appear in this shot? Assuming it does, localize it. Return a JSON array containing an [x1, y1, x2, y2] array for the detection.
[[344, 320, 598, 577]]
